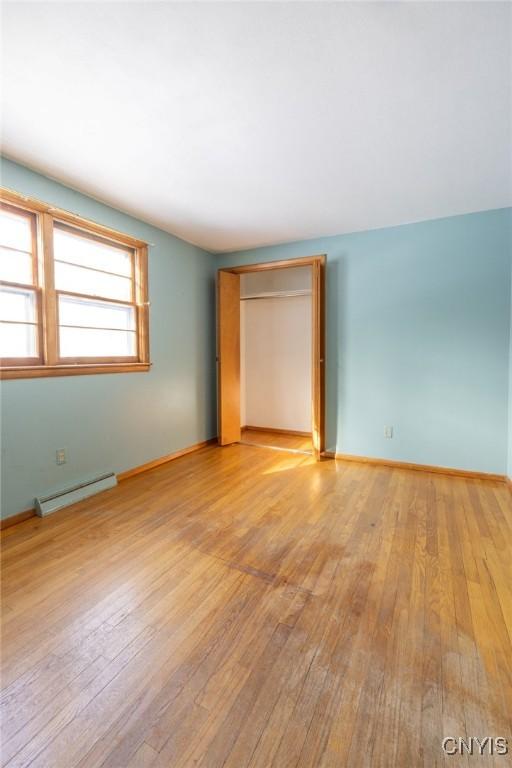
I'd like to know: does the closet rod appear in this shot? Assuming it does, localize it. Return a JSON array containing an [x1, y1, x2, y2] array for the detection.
[[240, 290, 312, 301]]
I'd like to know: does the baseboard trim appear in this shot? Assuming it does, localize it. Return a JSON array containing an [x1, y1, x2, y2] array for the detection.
[[0, 508, 37, 529], [321, 451, 505, 482], [242, 425, 312, 438], [117, 438, 217, 481], [2, 443, 505, 530], [1, 437, 218, 530]]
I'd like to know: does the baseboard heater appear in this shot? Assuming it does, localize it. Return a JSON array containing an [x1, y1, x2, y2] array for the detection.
[[35, 472, 117, 517]]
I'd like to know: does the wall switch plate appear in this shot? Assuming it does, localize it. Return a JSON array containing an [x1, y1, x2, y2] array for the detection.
[[384, 426, 393, 439], [56, 449, 66, 465]]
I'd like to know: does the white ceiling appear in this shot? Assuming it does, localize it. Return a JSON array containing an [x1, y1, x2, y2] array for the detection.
[[2, 2, 511, 253]]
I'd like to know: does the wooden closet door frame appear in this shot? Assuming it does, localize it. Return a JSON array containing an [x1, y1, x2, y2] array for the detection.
[[217, 270, 241, 445], [217, 253, 326, 459]]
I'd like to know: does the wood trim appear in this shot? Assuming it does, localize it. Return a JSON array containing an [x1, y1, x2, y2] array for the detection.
[[58, 323, 137, 334], [55, 356, 139, 365], [242, 425, 312, 437], [0, 355, 41, 367], [2, 446, 504, 529], [0, 363, 150, 380], [1, 199, 37, 226], [506, 477, 512, 494], [0, 279, 38, 292], [1, 190, 151, 376], [41, 212, 58, 364], [117, 438, 217, 481], [33, 212, 46, 363], [0, 203, 44, 365], [1, 438, 218, 529], [54, 288, 137, 308], [135, 245, 150, 364], [54, 220, 137, 256], [1, 188, 148, 248], [217, 271, 241, 445], [321, 450, 506, 482], [223, 254, 326, 274], [311, 257, 325, 458], [0, 508, 36, 529], [218, 254, 326, 462]]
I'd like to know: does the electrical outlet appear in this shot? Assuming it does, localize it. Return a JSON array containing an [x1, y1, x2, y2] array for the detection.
[[56, 449, 66, 465], [384, 426, 393, 439]]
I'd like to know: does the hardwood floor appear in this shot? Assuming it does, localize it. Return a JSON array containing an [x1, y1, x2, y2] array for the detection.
[[240, 428, 313, 453], [1, 443, 511, 767]]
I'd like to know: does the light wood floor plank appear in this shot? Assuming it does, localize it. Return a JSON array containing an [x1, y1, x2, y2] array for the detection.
[[1, 444, 511, 767]]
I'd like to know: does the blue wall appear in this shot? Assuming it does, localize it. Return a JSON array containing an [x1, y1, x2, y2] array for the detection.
[[2, 158, 510, 519], [217, 209, 512, 474], [1, 158, 217, 519]]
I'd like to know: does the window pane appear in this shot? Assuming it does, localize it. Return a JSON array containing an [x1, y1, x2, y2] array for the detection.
[[0, 247, 33, 284], [54, 227, 132, 276], [0, 209, 32, 252], [0, 287, 36, 322], [59, 327, 136, 358], [0, 322, 37, 358], [55, 261, 132, 301], [58, 295, 135, 330]]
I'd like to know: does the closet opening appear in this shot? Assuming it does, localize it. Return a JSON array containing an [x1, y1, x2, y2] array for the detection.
[[217, 254, 325, 459]]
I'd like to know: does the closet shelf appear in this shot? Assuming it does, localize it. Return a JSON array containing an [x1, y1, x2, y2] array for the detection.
[[240, 289, 312, 301]]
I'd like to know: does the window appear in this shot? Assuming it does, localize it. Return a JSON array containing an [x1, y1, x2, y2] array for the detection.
[[0, 204, 41, 364], [53, 224, 138, 361], [0, 191, 149, 379]]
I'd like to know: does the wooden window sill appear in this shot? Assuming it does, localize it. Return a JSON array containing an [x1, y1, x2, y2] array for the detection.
[[0, 363, 151, 380]]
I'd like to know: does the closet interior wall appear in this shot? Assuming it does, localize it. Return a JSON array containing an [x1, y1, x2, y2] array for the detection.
[[240, 266, 312, 433]]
